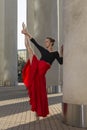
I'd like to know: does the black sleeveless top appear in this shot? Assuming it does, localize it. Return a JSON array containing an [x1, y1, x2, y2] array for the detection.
[[30, 38, 63, 65]]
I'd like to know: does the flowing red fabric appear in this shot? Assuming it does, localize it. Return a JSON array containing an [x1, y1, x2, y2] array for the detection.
[[22, 55, 50, 117]]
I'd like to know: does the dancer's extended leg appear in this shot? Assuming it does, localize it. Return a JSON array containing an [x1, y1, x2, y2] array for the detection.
[[25, 36, 34, 64]]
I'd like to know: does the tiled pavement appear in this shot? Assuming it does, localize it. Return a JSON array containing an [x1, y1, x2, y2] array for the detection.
[[0, 86, 86, 130]]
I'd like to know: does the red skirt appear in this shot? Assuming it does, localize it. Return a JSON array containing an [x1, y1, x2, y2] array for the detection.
[[22, 55, 50, 117]]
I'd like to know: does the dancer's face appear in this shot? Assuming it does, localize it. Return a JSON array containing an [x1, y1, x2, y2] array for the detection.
[[44, 38, 52, 48]]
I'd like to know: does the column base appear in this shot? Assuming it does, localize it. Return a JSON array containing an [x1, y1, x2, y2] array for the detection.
[[62, 102, 87, 128], [0, 80, 18, 87]]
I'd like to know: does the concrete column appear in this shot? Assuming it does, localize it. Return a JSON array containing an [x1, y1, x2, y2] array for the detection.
[[63, 0, 87, 128], [57, 0, 63, 88], [27, 0, 34, 35], [0, 0, 17, 86], [0, 0, 5, 86], [27, 0, 35, 54], [27, 0, 60, 87]]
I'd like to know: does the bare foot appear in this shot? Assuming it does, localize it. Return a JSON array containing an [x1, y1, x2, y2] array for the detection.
[[21, 22, 29, 36]]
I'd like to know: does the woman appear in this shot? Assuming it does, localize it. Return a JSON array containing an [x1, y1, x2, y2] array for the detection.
[[22, 23, 63, 117]]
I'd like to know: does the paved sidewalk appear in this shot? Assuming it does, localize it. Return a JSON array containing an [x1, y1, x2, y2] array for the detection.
[[0, 86, 86, 130]]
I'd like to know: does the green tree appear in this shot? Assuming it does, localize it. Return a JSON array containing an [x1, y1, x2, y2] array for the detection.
[[17, 55, 26, 82]]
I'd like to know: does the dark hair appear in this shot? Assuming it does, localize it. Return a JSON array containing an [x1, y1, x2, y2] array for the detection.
[[46, 37, 55, 46]]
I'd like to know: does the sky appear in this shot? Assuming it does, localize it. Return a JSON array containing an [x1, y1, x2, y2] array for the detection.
[[17, 0, 27, 50]]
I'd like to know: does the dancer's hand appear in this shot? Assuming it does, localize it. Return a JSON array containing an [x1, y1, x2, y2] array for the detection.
[[60, 45, 63, 57], [21, 22, 32, 39]]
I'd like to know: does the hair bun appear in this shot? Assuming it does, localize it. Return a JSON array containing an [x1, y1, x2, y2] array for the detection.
[[52, 39, 55, 43], [46, 37, 55, 43]]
